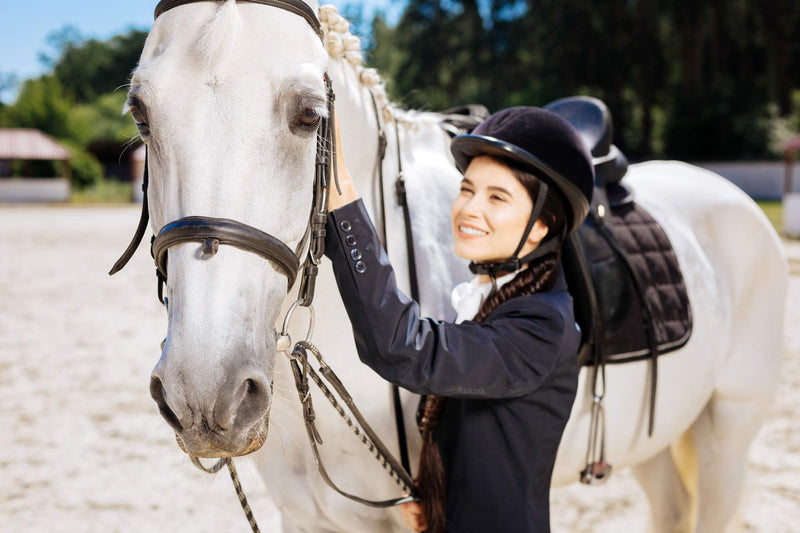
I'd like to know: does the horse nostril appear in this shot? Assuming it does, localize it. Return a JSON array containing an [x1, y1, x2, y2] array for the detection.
[[238, 376, 271, 427], [215, 374, 270, 430], [150, 375, 187, 432]]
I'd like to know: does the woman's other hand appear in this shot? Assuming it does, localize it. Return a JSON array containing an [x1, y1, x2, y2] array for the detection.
[[399, 501, 427, 532], [327, 115, 359, 211]]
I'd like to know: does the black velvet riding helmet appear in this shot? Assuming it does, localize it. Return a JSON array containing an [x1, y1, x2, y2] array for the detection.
[[450, 106, 594, 276]]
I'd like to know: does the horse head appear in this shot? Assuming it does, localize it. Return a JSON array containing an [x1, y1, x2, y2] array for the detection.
[[127, 0, 328, 458]]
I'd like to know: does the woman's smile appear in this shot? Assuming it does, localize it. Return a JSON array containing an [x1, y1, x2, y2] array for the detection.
[[457, 223, 488, 238], [451, 156, 547, 266]]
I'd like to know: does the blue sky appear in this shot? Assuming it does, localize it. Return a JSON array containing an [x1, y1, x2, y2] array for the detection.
[[0, 0, 402, 98]]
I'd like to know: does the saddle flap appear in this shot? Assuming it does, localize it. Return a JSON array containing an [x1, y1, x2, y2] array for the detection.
[[563, 200, 693, 366]]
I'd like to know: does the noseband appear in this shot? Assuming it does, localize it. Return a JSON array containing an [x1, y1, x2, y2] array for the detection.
[[110, 0, 334, 308]]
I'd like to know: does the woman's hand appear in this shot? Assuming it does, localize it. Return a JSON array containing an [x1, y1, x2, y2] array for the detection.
[[327, 115, 359, 211], [399, 501, 427, 532]]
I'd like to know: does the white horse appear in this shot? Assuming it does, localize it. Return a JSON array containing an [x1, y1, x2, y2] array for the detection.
[[126, 2, 788, 532]]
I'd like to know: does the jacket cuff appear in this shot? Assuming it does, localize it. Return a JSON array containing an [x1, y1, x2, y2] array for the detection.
[[325, 198, 379, 281]]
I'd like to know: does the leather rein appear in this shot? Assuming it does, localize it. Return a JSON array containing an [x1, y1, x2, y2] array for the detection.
[[111, 0, 417, 528]]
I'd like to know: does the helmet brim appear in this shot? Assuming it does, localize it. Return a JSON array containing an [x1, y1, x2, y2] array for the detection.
[[451, 134, 590, 234]]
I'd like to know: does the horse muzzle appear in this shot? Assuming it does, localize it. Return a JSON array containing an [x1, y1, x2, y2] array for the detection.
[[149, 360, 273, 457]]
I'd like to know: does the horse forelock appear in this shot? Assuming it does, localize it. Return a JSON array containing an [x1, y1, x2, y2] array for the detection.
[[196, 0, 242, 72]]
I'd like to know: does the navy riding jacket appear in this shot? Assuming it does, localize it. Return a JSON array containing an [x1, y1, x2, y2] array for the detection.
[[324, 199, 580, 533]]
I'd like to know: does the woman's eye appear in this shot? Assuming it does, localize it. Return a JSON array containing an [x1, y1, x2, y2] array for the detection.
[[298, 108, 321, 128]]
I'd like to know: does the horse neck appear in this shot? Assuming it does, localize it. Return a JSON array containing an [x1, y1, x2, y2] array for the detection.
[[326, 56, 425, 303], [326, 53, 469, 320], [327, 57, 387, 220]]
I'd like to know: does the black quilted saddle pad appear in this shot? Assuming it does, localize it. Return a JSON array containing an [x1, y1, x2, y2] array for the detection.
[[565, 199, 693, 366]]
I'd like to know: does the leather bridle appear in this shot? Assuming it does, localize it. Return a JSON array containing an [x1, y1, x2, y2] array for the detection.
[[110, 0, 335, 310]]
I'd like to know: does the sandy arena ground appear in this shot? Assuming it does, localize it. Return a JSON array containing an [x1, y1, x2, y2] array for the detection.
[[1, 205, 798, 533]]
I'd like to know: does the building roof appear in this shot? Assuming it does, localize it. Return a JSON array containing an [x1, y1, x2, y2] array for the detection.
[[0, 129, 71, 161]]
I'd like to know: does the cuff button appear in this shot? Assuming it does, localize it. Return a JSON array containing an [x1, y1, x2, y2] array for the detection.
[[354, 261, 367, 274], [345, 235, 357, 247], [340, 221, 352, 232]]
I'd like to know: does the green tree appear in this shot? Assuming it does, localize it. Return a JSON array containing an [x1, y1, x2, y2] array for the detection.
[[0, 71, 19, 106], [367, 0, 800, 159], [1, 76, 72, 138], [68, 91, 138, 146], [61, 140, 105, 188], [0, 75, 114, 189], [47, 26, 148, 103], [373, 0, 490, 111]]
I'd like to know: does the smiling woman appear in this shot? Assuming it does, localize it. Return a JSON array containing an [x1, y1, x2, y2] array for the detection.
[[325, 106, 594, 533], [451, 156, 550, 273]]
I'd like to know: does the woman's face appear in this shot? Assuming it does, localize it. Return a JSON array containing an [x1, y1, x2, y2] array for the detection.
[[451, 156, 548, 266]]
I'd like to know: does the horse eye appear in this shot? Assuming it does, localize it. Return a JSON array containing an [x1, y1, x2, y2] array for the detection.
[[131, 107, 148, 126], [297, 108, 321, 128], [127, 97, 150, 135]]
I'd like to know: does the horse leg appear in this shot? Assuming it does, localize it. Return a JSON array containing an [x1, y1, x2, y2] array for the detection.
[[691, 248, 782, 532], [689, 394, 768, 533], [634, 394, 764, 533], [632, 433, 695, 533]]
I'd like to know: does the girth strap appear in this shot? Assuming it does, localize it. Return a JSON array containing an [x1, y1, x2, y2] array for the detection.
[[152, 216, 300, 288]]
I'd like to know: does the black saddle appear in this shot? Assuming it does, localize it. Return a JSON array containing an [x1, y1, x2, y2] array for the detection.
[[544, 96, 692, 366], [547, 96, 692, 436]]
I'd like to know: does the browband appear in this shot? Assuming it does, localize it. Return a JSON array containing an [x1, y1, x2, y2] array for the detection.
[[154, 0, 322, 39]]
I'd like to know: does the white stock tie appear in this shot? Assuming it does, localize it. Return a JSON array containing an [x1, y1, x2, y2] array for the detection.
[[450, 270, 519, 324]]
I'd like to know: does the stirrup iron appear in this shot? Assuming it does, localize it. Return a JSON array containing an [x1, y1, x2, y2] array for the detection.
[[580, 394, 613, 485]]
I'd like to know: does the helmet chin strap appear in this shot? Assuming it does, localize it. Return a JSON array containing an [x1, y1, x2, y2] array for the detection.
[[469, 182, 560, 278]]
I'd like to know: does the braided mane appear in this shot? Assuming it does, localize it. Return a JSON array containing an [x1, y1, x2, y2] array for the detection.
[[319, 5, 396, 123]]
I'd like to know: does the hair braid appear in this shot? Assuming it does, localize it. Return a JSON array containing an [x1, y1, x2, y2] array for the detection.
[[415, 248, 561, 533], [473, 249, 561, 323]]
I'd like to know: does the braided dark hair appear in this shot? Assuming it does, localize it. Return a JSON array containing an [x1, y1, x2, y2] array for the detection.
[[415, 161, 567, 533]]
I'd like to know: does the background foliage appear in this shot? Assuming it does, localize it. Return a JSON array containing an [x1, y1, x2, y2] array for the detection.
[[0, 1, 798, 195], [368, 0, 800, 160], [0, 27, 146, 191]]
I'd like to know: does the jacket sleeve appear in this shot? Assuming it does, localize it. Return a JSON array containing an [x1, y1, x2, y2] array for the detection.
[[324, 199, 576, 399]]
